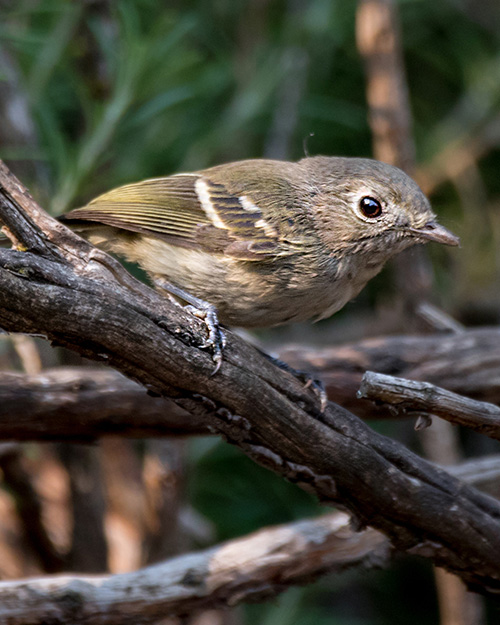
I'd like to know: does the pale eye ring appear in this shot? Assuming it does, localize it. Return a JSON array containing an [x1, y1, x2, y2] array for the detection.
[[359, 196, 382, 219]]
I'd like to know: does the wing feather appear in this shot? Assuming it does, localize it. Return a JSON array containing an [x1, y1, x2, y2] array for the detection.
[[61, 169, 299, 260]]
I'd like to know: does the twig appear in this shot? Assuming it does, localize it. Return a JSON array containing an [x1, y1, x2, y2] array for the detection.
[[10, 334, 43, 374], [416, 303, 465, 334], [356, 0, 415, 172], [356, 0, 434, 320], [142, 440, 189, 564], [450, 455, 500, 499], [279, 327, 500, 416], [57, 444, 108, 573], [100, 438, 146, 573], [0, 161, 500, 592], [358, 371, 500, 441]]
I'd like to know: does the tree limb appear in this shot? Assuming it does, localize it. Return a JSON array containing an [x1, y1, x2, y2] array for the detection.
[[0, 368, 208, 440], [0, 512, 388, 624], [1, 161, 500, 593]]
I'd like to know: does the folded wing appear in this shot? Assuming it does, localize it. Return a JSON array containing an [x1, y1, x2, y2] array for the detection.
[[61, 173, 295, 261]]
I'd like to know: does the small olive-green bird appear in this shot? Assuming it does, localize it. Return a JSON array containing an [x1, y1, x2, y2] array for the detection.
[[60, 156, 458, 335]]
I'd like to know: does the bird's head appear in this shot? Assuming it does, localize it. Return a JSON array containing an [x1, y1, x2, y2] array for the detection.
[[301, 157, 459, 256]]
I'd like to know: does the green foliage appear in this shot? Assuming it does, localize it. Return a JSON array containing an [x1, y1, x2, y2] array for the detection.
[[189, 440, 321, 541]]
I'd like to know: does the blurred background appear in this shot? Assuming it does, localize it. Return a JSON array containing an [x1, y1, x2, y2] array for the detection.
[[0, 0, 499, 623]]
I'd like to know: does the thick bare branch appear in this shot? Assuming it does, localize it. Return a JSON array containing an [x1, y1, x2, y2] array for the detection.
[[358, 371, 500, 441], [0, 512, 388, 624], [0, 368, 208, 440], [1, 161, 500, 593]]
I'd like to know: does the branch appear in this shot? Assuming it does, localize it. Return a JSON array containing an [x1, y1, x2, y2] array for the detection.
[[450, 455, 500, 498], [358, 372, 500, 441], [0, 368, 208, 440], [57, 444, 108, 573], [0, 512, 388, 624], [356, 0, 415, 173], [356, 0, 433, 313], [0, 444, 65, 573], [1, 161, 500, 593]]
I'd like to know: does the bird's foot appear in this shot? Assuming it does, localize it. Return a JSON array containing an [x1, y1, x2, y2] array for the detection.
[[154, 278, 225, 374], [185, 303, 226, 375]]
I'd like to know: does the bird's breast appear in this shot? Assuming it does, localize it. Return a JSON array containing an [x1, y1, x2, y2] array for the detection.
[[110, 235, 385, 328]]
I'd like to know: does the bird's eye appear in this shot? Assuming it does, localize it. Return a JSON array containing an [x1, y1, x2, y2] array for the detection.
[[359, 196, 382, 219]]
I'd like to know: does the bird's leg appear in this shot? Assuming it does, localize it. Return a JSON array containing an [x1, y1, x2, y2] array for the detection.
[[153, 278, 226, 374], [258, 350, 328, 413]]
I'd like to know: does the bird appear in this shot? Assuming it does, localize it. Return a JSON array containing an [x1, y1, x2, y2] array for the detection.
[[60, 156, 459, 368]]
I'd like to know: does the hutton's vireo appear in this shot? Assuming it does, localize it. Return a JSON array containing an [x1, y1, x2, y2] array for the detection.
[[60, 156, 458, 364]]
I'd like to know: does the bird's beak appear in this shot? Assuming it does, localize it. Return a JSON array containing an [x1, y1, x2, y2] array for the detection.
[[411, 221, 460, 247]]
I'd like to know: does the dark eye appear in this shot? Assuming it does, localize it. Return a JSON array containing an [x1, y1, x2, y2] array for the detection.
[[359, 196, 382, 218]]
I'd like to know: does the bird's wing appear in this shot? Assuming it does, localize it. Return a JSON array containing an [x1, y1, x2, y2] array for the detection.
[[61, 171, 299, 261]]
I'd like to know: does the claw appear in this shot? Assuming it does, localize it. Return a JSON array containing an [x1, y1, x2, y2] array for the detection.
[[210, 344, 224, 376], [298, 372, 328, 412]]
